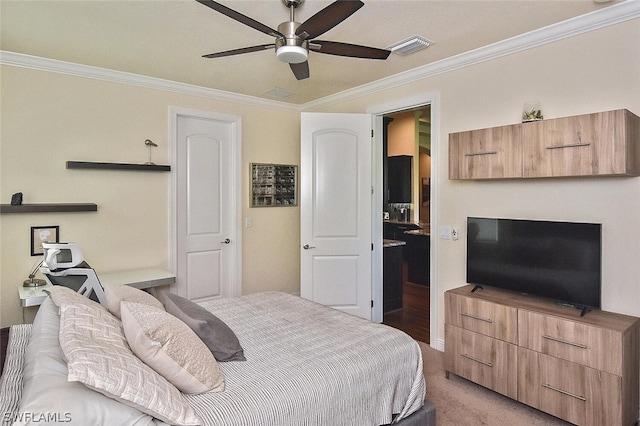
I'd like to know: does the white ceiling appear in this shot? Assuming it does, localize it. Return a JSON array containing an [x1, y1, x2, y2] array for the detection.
[[0, 0, 623, 105]]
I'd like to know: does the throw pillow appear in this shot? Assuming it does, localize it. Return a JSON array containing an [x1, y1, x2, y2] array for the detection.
[[121, 301, 225, 394], [162, 292, 246, 361], [44, 284, 108, 311], [102, 281, 164, 319], [58, 302, 201, 425]]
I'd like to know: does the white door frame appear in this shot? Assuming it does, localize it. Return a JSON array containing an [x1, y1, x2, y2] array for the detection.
[[367, 92, 440, 350], [168, 106, 243, 297]]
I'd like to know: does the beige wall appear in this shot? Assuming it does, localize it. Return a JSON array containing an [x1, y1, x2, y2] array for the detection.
[[387, 111, 415, 156], [0, 66, 300, 327], [311, 19, 640, 343]]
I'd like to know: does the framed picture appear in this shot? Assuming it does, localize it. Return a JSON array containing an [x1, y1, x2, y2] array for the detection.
[[31, 226, 59, 256], [250, 163, 297, 207]]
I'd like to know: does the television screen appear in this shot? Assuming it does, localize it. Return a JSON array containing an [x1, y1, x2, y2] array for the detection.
[[467, 217, 601, 309]]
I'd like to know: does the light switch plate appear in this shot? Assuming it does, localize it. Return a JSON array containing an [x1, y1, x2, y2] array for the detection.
[[439, 226, 452, 240]]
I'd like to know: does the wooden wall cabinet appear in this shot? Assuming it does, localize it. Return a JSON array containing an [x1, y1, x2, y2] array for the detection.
[[523, 109, 640, 177], [445, 285, 640, 426], [448, 124, 522, 179], [449, 109, 640, 180]]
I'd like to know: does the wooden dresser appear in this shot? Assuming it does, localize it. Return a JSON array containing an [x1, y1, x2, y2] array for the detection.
[[445, 285, 640, 426]]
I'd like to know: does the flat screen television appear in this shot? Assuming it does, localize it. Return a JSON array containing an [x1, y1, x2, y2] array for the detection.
[[466, 217, 602, 310]]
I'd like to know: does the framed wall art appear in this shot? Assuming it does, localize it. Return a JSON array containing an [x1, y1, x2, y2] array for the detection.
[[250, 163, 297, 207], [30, 225, 59, 256]]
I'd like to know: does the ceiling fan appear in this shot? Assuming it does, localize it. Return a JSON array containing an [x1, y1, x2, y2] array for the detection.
[[196, 0, 391, 80]]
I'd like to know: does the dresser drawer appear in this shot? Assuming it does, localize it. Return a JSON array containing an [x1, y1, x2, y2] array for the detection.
[[445, 325, 517, 399], [518, 310, 622, 375], [518, 348, 622, 426], [445, 292, 517, 343]]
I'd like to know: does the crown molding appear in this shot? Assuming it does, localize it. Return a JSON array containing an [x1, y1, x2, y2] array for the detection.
[[302, 0, 640, 111], [1, 1, 638, 113], [0, 50, 301, 113]]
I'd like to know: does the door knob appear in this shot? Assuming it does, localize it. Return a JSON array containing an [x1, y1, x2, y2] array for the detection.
[[302, 244, 316, 250], [221, 238, 231, 244]]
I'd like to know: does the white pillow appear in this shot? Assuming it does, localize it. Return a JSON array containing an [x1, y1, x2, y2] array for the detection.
[[121, 301, 225, 394], [15, 298, 156, 426], [102, 281, 164, 319], [58, 302, 201, 425], [45, 284, 108, 311]]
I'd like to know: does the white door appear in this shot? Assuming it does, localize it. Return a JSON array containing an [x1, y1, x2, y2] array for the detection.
[[300, 113, 373, 319], [173, 109, 241, 302]]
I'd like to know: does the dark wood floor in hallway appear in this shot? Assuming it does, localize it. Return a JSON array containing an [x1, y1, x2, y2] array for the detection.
[[383, 281, 430, 344]]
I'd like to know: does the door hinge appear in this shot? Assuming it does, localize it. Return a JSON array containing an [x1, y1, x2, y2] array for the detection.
[[371, 129, 374, 138], [371, 300, 374, 308], [371, 243, 374, 251]]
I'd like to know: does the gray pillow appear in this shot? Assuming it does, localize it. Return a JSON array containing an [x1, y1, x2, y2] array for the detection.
[[163, 293, 246, 362]]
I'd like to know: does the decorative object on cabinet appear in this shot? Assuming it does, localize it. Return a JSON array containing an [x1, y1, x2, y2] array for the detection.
[[449, 109, 640, 179], [0, 203, 98, 214], [445, 284, 640, 426], [30, 226, 59, 256], [522, 101, 543, 122], [250, 163, 297, 207], [66, 161, 170, 172]]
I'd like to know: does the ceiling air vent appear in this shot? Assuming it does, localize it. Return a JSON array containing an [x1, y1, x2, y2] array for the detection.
[[263, 87, 296, 99], [388, 36, 433, 56]]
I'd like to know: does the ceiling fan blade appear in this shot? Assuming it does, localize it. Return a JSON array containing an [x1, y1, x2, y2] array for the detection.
[[290, 61, 310, 80], [196, 0, 283, 38], [296, 0, 364, 40], [311, 40, 391, 60], [202, 44, 275, 59]]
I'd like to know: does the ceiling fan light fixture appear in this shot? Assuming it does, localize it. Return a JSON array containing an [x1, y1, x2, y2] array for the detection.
[[276, 45, 308, 64]]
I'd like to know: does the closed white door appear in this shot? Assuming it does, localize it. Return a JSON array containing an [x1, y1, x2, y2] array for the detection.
[[173, 109, 241, 302], [300, 112, 373, 319]]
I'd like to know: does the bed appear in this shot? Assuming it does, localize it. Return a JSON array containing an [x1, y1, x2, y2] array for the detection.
[[1, 287, 435, 426]]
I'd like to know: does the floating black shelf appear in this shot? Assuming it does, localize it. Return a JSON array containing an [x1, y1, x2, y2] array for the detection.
[[66, 161, 170, 172], [0, 203, 98, 214]]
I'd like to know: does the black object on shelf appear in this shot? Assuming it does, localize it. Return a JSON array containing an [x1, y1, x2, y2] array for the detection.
[[387, 155, 412, 203], [10, 192, 23, 205], [0, 203, 98, 214], [66, 161, 170, 172]]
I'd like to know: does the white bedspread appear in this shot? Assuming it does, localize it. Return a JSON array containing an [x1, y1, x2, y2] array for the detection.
[[186, 292, 425, 426]]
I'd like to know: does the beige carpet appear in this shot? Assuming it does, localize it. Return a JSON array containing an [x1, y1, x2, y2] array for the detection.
[[418, 342, 571, 426]]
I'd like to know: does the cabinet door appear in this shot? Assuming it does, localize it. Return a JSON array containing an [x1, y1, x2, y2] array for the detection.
[[518, 310, 622, 375], [445, 325, 518, 399], [446, 292, 518, 343], [518, 348, 622, 426], [388, 155, 412, 202], [522, 110, 639, 177], [449, 124, 522, 179]]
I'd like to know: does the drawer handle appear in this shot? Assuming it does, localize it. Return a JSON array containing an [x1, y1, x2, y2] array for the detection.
[[542, 384, 586, 402], [545, 142, 591, 150], [464, 151, 497, 157], [542, 334, 587, 349], [461, 353, 493, 367], [461, 312, 493, 323]]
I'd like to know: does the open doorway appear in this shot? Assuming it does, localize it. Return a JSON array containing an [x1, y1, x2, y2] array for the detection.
[[381, 105, 431, 344]]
